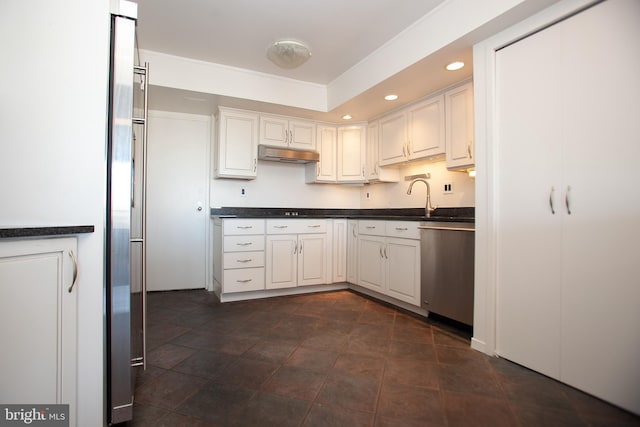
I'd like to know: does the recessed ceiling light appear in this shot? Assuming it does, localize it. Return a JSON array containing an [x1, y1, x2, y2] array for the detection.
[[342, 114, 352, 120], [446, 61, 465, 71], [384, 94, 398, 101]]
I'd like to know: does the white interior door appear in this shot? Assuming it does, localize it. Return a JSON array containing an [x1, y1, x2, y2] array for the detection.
[[495, 17, 564, 379], [146, 112, 209, 291], [559, 0, 640, 413]]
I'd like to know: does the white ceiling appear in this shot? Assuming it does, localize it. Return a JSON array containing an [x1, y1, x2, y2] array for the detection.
[[134, 0, 559, 121]]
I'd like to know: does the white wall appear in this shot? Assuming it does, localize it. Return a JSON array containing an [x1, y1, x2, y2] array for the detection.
[[360, 160, 475, 209], [209, 158, 474, 209], [0, 1, 110, 425]]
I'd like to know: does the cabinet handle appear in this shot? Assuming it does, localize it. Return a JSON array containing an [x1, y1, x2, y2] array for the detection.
[[237, 225, 253, 229], [402, 144, 407, 158], [468, 141, 473, 159], [366, 226, 376, 229], [274, 225, 288, 229], [294, 242, 298, 255], [395, 227, 408, 231], [379, 247, 384, 258], [236, 279, 253, 283], [362, 166, 365, 177], [236, 242, 253, 246], [549, 186, 556, 215], [565, 185, 572, 215], [299, 241, 303, 254], [308, 224, 321, 228], [236, 259, 252, 263], [67, 250, 79, 293], [384, 246, 388, 259], [406, 141, 411, 156], [352, 227, 357, 238], [253, 158, 257, 172]]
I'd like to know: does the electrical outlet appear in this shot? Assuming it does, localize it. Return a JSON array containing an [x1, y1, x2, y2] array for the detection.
[[241, 188, 246, 197], [443, 183, 453, 194], [366, 192, 370, 199]]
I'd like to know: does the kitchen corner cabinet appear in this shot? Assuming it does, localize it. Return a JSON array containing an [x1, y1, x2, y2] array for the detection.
[[366, 121, 400, 183], [379, 94, 445, 166], [259, 114, 316, 150], [265, 219, 327, 289], [357, 221, 420, 306], [215, 107, 259, 179], [215, 218, 266, 294], [306, 125, 337, 183], [0, 237, 78, 425], [445, 81, 474, 170], [337, 125, 366, 183]]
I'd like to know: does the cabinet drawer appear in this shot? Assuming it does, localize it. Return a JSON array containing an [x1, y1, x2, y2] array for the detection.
[[385, 221, 420, 239], [223, 268, 265, 293], [358, 220, 386, 236], [266, 219, 327, 234], [223, 219, 265, 235], [224, 251, 265, 269], [224, 235, 265, 252]]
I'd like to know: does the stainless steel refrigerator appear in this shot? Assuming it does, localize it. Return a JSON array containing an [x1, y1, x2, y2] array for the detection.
[[106, 1, 148, 424]]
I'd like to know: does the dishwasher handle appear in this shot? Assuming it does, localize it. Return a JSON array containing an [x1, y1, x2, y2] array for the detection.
[[418, 225, 475, 232]]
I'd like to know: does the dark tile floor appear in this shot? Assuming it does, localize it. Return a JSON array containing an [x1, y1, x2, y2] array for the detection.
[[126, 289, 640, 426]]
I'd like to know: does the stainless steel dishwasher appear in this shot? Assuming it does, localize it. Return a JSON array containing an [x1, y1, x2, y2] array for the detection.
[[418, 222, 475, 326]]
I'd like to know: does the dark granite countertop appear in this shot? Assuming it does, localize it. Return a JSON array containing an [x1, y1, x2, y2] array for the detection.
[[211, 207, 474, 223], [0, 225, 95, 239]]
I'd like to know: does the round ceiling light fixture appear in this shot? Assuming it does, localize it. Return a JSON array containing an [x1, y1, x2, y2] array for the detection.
[[266, 40, 312, 69]]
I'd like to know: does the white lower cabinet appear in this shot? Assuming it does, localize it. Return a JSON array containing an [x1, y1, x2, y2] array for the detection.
[[266, 219, 327, 289], [356, 220, 420, 306], [0, 237, 78, 426], [214, 219, 266, 295]]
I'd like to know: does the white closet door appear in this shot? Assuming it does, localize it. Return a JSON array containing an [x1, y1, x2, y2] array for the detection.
[[559, 0, 640, 413], [495, 18, 564, 379], [146, 112, 209, 291]]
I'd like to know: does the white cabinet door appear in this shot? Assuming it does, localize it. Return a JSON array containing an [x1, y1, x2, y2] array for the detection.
[[306, 125, 336, 183], [0, 238, 77, 426], [445, 82, 474, 169], [366, 121, 400, 183], [298, 233, 326, 286], [386, 237, 420, 306], [332, 220, 347, 283], [346, 220, 359, 284], [259, 115, 289, 147], [215, 108, 258, 179], [379, 112, 407, 166], [337, 125, 366, 183], [357, 234, 386, 293], [265, 234, 297, 290], [407, 95, 445, 160], [289, 119, 316, 150], [147, 112, 209, 291]]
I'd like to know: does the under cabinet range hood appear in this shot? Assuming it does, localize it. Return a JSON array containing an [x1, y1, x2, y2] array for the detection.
[[258, 145, 319, 163]]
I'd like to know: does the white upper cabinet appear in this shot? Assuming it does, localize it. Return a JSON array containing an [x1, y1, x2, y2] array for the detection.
[[379, 112, 407, 166], [306, 125, 337, 183], [379, 93, 445, 166], [260, 114, 316, 150], [407, 95, 445, 160], [337, 125, 366, 183], [366, 121, 400, 183], [215, 107, 258, 179], [445, 81, 474, 169]]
